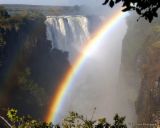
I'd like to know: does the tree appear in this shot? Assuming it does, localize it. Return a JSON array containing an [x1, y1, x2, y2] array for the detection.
[[102, 0, 160, 22], [62, 111, 127, 128], [0, 109, 127, 128], [6, 108, 53, 128], [0, 6, 10, 19]]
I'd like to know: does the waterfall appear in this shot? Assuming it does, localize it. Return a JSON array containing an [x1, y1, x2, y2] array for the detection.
[[45, 15, 101, 61], [45, 15, 136, 125]]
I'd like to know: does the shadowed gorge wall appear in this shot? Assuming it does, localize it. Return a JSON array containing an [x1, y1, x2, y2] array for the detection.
[[0, 6, 102, 120], [0, 8, 70, 119], [1, 4, 160, 125], [120, 14, 160, 125]]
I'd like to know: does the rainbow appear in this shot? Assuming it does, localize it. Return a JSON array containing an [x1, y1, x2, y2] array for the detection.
[[45, 10, 125, 123]]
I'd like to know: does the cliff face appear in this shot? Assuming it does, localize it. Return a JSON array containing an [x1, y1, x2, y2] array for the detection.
[[120, 15, 160, 125], [0, 8, 70, 119], [136, 46, 160, 124], [0, 6, 102, 120]]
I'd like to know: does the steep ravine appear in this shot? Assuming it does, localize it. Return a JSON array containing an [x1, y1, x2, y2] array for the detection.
[[120, 15, 160, 126], [0, 9, 70, 119], [0, 7, 102, 120], [1, 5, 160, 125]]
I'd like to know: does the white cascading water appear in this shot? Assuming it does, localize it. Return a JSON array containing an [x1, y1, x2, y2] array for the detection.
[[45, 16, 91, 61], [45, 15, 136, 126]]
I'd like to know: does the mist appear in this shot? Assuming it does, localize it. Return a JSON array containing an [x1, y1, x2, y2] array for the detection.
[[48, 11, 137, 125], [0, 1, 155, 127], [1, 0, 138, 125]]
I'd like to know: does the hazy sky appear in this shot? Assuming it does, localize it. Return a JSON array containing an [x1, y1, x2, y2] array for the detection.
[[0, 0, 105, 6]]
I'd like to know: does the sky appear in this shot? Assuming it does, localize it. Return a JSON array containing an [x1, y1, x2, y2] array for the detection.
[[0, 0, 105, 6]]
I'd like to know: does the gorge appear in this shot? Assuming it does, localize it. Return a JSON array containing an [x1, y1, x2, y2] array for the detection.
[[0, 5, 160, 127]]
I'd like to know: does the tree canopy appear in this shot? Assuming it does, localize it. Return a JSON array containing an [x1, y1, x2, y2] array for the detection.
[[103, 0, 160, 22], [0, 6, 10, 19], [1, 109, 127, 128]]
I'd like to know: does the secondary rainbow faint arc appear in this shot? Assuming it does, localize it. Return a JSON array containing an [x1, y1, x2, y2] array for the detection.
[[45, 10, 124, 123]]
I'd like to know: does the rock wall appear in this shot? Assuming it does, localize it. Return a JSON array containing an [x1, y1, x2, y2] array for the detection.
[[0, 8, 70, 120], [120, 14, 160, 126]]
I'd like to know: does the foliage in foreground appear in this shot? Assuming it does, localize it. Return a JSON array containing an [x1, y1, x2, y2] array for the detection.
[[102, 0, 160, 22], [6, 109, 53, 127], [1, 109, 127, 128]]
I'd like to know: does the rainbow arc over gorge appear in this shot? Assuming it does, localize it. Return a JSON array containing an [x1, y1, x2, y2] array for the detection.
[[45, 10, 125, 123]]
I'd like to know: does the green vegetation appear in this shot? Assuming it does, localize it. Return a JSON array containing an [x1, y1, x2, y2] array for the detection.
[[0, 6, 10, 19], [18, 68, 48, 108], [103, 0, 160, 22], [0, 5, 130, 128], [3, 5, 82, 16], [1, 109, 127, 128], [6, 109, 53, 127], [0, 6, 45, 49], [0, 6, 44, 29], [0, 6, 11, 46], [62, 111, 127, 128], [0, 6, 70, 120]]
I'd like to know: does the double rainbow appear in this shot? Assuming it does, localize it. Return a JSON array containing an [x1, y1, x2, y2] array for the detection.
[[45, 10, 125, 123]]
